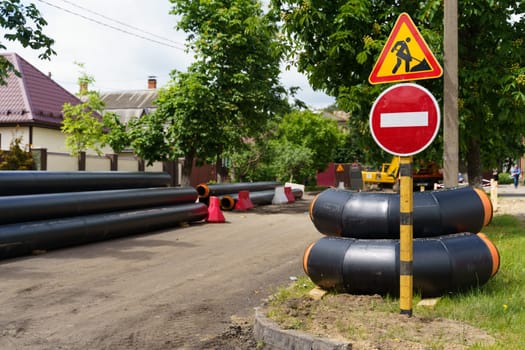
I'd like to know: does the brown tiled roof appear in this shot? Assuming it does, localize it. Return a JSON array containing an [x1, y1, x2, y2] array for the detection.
[[0, 53, 81, 127]]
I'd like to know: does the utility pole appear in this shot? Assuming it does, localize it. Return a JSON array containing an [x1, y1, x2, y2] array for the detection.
[[443, 0, 459, 187]]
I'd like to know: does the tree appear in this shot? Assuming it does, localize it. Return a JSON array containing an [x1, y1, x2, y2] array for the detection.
[[0, 0, 55, 85], [269, 139, 313, 183], [228, 110, 343, 184], [271, 1, 525, 186], [276, 110, 343, 174], [133, 0, 289, 185], [61, 64, 129, 164]]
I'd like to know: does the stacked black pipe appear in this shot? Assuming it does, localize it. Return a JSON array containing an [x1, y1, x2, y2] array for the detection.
[[0, 171, 208, 260], [304, 187, 500, 297], [196, 181, 302, 210]]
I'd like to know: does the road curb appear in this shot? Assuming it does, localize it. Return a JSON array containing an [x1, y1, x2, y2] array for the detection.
[[253, 307, 351, 350]]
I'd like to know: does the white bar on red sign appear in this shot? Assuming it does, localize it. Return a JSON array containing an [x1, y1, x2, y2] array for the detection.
[[380, 112, 428, 128]]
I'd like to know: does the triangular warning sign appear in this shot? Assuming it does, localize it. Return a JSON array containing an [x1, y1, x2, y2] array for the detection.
[[369, 13, 443, 85], [336, 164, 344, 172]]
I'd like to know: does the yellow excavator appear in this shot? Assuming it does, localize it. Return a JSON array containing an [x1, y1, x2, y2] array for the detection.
[[361, 157, 443, 190], [361, 156, 400, 190]]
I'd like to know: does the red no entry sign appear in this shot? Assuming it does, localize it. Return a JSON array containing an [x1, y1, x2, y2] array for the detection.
[[370, 83, 440, 156]]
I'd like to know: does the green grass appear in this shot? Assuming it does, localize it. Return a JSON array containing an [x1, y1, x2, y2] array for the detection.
[[425, 214, 525, 349], [268, 214, 525, 349]]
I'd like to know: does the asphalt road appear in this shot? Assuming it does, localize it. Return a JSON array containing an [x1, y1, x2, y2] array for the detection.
[[0, 197, 318, 350]]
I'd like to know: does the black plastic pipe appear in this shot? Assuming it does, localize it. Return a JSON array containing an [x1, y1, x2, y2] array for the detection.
[[303, 233, 500, 297], [0, 171, 171, 196], [0, 187, 198, 225], [196, 181, 281, 198], [309, 187, 493, 238], [220, 190, 276, 210], [219, 188, 304, 210], [0, 202, 208, 260]]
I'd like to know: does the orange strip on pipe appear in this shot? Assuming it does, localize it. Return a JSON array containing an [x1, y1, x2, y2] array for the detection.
[[309, 193, 321, 221], [303, 242, 316, 275], [477, 232, 500, 277], [474, 188, 493, 227]]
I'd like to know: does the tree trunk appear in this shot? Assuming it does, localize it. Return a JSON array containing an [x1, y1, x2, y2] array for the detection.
[[215, 148, 228, 184], [180, 154, 194, 187], [466, 138, 482, 188]]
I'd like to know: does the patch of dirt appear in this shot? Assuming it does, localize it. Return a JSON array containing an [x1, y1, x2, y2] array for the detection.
[[199, 317, 259, 350], [269, 294, 495, 350]]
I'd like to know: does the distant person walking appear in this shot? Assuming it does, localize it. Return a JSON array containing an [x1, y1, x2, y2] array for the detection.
[[511, 164, 521, 188]]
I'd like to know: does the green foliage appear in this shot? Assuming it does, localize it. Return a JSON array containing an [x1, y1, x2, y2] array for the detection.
[[275, 110, 343, 182], [0, 135, 34, 170], [0, 0, 55, 84], [270, 1, 525, 184], [127, 111, 172, 166], [61, 64, 131, 157], [227, 138, 276, 182], [498, 172, 513, 184], [269, 139, 313, 183], [133, 0, 289, 184], [61, 92, 105, 156], [229, 110, 344, 184], [102, 112, 130, 154]]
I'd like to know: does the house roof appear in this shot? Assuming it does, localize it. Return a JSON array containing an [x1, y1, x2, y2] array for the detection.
[[100, 90, 157, 123], [0, 53, 81, 127]]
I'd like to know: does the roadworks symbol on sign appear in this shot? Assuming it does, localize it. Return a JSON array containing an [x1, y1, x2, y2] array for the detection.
[[368, 13, 443, 84]]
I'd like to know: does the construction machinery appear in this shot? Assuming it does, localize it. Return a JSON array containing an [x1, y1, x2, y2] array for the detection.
[[361, 156, 443, 190], [361, 156, 400, 190]]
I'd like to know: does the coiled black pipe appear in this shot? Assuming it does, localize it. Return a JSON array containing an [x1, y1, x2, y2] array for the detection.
[[0, 187, 198, 225], [303, 233, 500, 297], [0, 203, 208, 260], [196, 181, 281, 199], [0, 171, 171, 196], [309, 187, 493, 238]]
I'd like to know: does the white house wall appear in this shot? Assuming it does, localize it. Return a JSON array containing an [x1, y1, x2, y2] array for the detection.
[[32, 127, 113, 155], [1, 126, 31, 150], [47, 152, 78, 171], [1, 126, 164, 172], [145, 162, 163, 172], [86, 154, 111, 171]]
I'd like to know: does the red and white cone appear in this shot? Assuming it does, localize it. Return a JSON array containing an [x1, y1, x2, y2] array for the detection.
[[272, 186, 288, 204]]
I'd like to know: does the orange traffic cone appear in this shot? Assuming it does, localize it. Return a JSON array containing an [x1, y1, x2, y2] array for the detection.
[[206, 196, 225, 223], [284, 186, 295, 203], [235, 190, 254, 211]]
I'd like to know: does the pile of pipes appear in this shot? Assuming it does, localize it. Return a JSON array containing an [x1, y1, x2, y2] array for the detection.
[[0, 171, 208, 260], [196, 181, 303, 211], [304, 186, 500, 297]]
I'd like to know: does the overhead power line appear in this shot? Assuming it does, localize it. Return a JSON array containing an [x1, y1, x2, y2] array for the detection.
[[36, 0, 186, 51], [55, 0, 184, 47]]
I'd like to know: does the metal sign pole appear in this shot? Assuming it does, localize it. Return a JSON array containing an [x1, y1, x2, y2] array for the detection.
[[399, 156, 414, 316]]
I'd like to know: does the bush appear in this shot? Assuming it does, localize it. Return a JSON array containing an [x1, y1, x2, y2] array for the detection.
[[498, 172, 513, 184], [0, 136, 34, 170]]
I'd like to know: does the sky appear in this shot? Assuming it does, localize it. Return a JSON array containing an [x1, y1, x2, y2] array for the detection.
[[2, 0, 335, 109]]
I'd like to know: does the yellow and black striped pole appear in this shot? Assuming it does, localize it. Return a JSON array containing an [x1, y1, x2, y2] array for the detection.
[[399, 156, 413, 316]]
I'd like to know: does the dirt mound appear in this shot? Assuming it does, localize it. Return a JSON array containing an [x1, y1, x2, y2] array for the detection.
[[273, 293, 494, 349]]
